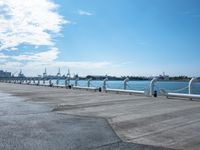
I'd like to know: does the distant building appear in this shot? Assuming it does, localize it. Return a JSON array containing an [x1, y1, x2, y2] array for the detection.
[[0, 70, 12, 78]]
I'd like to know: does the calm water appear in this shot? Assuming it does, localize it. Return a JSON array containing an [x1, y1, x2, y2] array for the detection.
[[50, 80, 200, 94]]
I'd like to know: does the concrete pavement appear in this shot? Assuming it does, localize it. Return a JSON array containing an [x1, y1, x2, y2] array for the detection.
[[1, 82, 198, 149], [0, 91, 123, 150]]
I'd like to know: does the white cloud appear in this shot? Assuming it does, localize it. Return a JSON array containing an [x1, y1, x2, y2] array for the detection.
[[78, 10, 93, 16], [22, 60, 111, 76], [53, 61, 111, 69], [10, 47, 18, 51], [0, 47, 112, 76], [0, 53, 9, 59], [1, 61, 23, 69], [0, 0, 68, 50], [12, 47, 59, 62]]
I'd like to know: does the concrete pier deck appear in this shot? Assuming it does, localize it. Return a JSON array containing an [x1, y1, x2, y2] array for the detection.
[[0, 83, 200, 150]]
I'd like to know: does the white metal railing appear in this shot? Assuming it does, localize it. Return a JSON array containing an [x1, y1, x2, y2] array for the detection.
[[124, 78, 129, 90], [37, 79, 40, 85], [75, 78, 79, 86], [150, 78, 157, 97], [166, 78, 200, 100], [189, 77, 197, 94], [87, 78, 92, 87], [103, 78, 108, 91], [2, 77, 200, 99]]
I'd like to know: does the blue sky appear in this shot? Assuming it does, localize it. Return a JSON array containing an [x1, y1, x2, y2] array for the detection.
[[0, 0, 200, 76]]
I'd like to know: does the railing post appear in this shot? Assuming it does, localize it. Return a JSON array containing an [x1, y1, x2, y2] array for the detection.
[[189, 77, 197, 94], [150, 78, 157, 96], [43, 78, 45, 84], [103, 78, 108, 91], [124, 78, 129, 90], [56, 78, 59, 86], [75, 77, 79, 86], [87, 78, 92, 87], [68, 77, 70, 85], [65, 77, 70, 86], [49, 79, 52, 87], [65, 78, 68, 87], [37, 78, 40, 85]]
